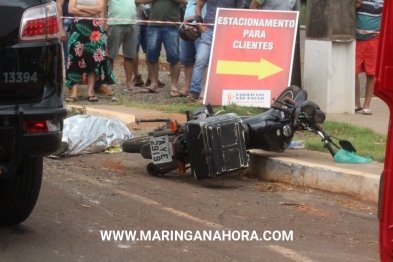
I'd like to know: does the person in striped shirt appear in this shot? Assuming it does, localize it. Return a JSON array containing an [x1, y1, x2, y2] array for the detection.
[[355, 0, 383, 115]]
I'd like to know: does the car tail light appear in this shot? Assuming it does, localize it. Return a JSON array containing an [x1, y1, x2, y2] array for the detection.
[[19, 1, 60, 42], [24, 120, 61, 133]]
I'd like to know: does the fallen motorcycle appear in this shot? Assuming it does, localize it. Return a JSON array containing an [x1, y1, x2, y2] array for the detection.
[[122, 85, 356, 179]]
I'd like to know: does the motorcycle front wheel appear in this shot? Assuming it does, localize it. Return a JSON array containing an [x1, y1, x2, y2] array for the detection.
[[122, 136, 150, 153], [273, 85, 302, 107]]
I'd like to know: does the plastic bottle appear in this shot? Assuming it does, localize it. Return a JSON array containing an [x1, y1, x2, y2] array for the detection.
[[288, 140, 305, 149]]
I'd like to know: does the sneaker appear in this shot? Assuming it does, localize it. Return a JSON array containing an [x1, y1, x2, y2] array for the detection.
[[95, 85, 114, 95], [145, 79, 166, 88], [187, 91, 200, 102], [133, 74, 144, 87]]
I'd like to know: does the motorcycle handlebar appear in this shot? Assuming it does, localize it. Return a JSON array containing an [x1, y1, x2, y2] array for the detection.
[[271, 105, 293, 115]]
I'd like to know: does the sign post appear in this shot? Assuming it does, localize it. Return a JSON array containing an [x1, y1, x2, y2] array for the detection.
[[203, 9, 298, 107]]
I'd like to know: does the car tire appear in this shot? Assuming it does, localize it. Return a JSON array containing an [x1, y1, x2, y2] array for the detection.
[[0, 157, 43, 226]]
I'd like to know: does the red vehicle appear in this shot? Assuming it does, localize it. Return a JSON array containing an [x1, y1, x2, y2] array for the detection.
[[374, 1, 393, 261]]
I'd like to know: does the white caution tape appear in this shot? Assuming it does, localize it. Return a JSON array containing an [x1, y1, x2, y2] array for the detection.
[[61, 16, 214, 26]]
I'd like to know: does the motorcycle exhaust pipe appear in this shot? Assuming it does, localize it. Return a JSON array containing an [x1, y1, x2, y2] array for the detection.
[[147, 161, 179, 176]]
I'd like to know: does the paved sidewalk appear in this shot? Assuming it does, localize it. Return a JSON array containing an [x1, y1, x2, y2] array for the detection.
[[66, 97, 389, 202], [327, 97, 390, 135]]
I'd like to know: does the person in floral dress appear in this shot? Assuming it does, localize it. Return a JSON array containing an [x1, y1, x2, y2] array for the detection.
[[66, 0, 116, 102]]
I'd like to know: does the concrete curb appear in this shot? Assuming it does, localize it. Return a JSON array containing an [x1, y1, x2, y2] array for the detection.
[[247, 154, 380, 203], [65, 105, 136, 125]]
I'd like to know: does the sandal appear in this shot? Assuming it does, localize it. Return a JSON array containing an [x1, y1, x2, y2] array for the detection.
[[124, 88, 140, 94], [355, 107, 363, 112], [146, 79, 166, 88], [139, 87, 159, 93], [175, 89, 189, 97], [362, 108, 372, 115], [87, 95, 99, 102], [65, 96, 78, 102], [170, 90, 183, 97]]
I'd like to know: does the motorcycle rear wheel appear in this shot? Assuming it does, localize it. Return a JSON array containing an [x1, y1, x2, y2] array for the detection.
[[273, 85, 301, 107], [122, 136, 150, 153]]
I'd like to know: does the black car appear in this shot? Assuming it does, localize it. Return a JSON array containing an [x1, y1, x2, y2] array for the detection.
[[0, 0, 66, 226]]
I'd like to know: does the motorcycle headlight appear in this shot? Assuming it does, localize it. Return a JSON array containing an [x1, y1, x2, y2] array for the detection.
[[313, 110, 326, 124], [300, 101, 316, 118]]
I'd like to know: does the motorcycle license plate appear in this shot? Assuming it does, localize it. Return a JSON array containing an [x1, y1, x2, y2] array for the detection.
[[150, 136, 172, 164]]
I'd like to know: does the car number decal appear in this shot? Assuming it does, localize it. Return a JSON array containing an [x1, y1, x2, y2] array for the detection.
[[3, 72, 38, 83]]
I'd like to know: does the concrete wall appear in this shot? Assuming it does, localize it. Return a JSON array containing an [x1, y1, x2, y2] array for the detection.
[[304, 40, 355, 114]]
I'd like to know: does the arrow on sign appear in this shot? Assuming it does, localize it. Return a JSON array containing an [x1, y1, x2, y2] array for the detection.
[[216, 58, 283, 80]]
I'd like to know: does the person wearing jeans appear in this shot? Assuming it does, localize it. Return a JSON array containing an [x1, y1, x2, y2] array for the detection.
[[188, 0, 243, 101], [173, 0, 206, 98], [187, 31, 212, 100], [132, 4, 166, 88], [140, 0, 187, 95]]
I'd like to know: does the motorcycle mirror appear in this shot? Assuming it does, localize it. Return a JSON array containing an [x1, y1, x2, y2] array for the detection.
[[339, 140, 357, 153]]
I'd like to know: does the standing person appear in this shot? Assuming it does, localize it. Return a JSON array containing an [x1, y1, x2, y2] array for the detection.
[[56, 0, 73, 69], [66, 0, 116, 102], [243, 0, 252, 9], [187, 0, 243, 101], [102, 0, 139, 93], [57, 0, 113, 97], [139, 0, 187, 94], [57, 0, 82, 97], [249, 0, 299, 10], [132, 4, 166, 88], [172, 0, 207, 98], [355, 0, 383, 115], [132, 4, 149, 87]]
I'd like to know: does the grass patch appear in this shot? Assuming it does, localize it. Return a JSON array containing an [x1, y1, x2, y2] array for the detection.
[[294, 120, 386, 162], [118, 96, 267, 116]]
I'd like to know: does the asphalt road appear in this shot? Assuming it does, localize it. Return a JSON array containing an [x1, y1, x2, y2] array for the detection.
[[0, 152, 379, 262]]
